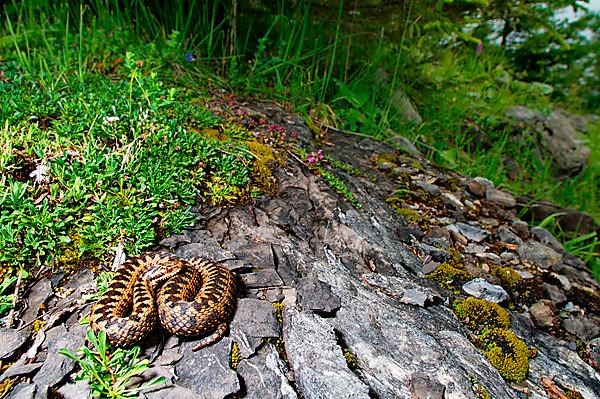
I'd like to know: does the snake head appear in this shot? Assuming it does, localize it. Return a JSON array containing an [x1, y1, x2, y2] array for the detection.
[[142, 257, 184, 290]]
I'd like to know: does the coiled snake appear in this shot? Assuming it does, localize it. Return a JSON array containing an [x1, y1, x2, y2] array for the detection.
[[90, 252, 236, 351]]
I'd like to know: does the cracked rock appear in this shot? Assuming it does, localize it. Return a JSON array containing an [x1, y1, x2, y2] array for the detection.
[[0, 328, 30, 359], [240, 269, 284, 288], [22, 278, 53, 326], [237, 343, 297, 399], [33, 325, 85, 392], [230, 298, 280, 357], [176, 338, 239, 398], [297, 277, 341, 316], [283, 307, 370, 399]]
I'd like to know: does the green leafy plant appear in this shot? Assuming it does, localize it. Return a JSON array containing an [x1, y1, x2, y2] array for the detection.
[[0, 269, 28, 318], [59, 330, 165, 398]]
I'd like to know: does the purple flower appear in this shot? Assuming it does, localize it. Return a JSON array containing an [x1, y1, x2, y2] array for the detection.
[[476, 41, 484, 56], [185, 53, 197, 62], [306, 149, 324, 165], [290, 130, 299, 138]]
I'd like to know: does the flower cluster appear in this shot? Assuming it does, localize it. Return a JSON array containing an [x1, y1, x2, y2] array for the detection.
[[306, 149, 324, 165]]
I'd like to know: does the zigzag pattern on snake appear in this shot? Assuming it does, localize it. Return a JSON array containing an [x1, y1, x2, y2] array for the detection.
[[90, 251, 237, 351]]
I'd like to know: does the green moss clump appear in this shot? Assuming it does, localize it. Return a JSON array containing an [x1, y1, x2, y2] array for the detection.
[[230, 341, 241, 369], [479, 328, 529, 383], [343, 348, 358, 371], [247, 140, 281, 194], [479, 328, 529, 382], [491, 266, 522, 288], [272, 301, 284, 326], [453, 298, 511, 332], [394, 208, 422, 223], [426, 263, 473, 289]]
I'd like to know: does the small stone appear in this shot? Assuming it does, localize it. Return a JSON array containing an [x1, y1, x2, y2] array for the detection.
[[390, 135, 421, 155], [511, 221, 530, 238], [400, 289, 430, 307], [473, 177, 495, 190], [395, 225, 424, 243], [543, 284, 567, 306], [518, 240, 562, 269], [514, 269, 534, 279], [500, 252, 517, 261], [497, 225, 523, 246], [297, 277, 341, 316], [241, 269, 284, 288], [415, 243, 451, 263], [423, 227, 451, 248], [462, 278, 509, 303], [414, 181, 441, 196], [441, 193, 464, 210], [157, 348, 183, 366], [0, 363, 43, 381], [529, 301, 555, 329], [486, 188, 516, 208], [563, 317, 600, 342], [550, 273, 571, 290], [475, 252, 502, 264], [422, 261, 440, 275], [454, 222, 489, 243], [531, 227, 565, 254], [467, 180, 487, 197], [237, 344, 298, 399], [409, 371, 445, 399], [464, 243, 488, 254], [0, 328, 30, 359]]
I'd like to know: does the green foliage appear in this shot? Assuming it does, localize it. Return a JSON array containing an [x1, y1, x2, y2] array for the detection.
[[426, 263, 473, 290], [59, 330, 166, 398], [0, 269, 28, 319]]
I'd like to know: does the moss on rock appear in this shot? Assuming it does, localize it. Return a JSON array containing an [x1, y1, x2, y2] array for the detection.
[[426, 263, 473, 290], [479, 328, 529, 383], [453, 297, 511, 332]]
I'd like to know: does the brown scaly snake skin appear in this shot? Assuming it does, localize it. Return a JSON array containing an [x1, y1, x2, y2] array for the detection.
[[90, 252, 236, 351]]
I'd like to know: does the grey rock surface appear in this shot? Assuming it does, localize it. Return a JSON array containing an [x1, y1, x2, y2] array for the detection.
[[32, 325, 85, 391], [297, 277, 341, 315], [241, 269, 284, 288], [8, 383, 36, 399], [21, 278, 53, 326], [237, 344, 297, 399], [0, 328, 30, 359], [230, 298, 280, 357], [176, 338, 240, 398], [57, 380, 92, 399], [283, 307, 370, 399]]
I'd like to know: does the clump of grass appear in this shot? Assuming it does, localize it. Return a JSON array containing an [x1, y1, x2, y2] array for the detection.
[[59, 330, 165, 398]]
